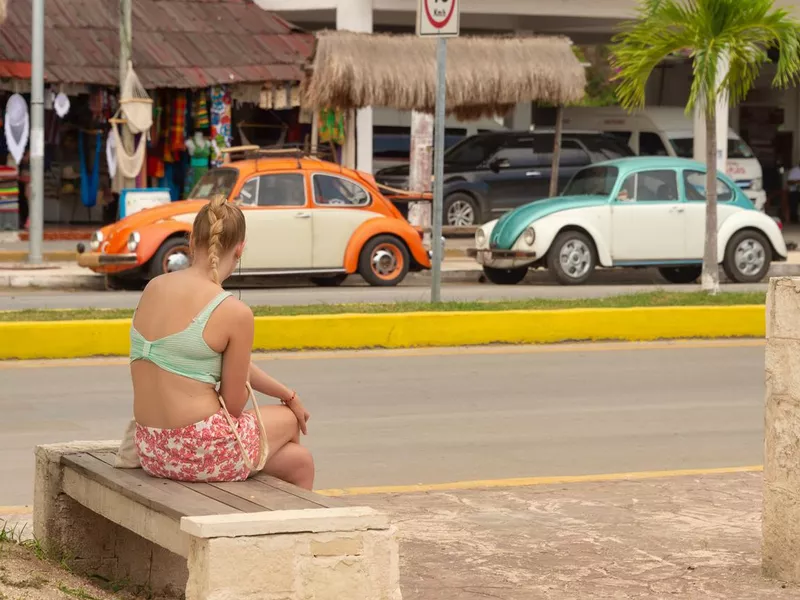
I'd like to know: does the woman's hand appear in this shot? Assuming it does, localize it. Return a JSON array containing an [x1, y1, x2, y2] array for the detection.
[[285, 393, 311, 435]]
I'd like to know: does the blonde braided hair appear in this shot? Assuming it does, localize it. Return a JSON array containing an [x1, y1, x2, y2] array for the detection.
[[191, 194, 246, 284]]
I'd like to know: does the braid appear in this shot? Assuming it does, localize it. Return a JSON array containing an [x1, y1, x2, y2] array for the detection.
[[206, 194, 227, 284]]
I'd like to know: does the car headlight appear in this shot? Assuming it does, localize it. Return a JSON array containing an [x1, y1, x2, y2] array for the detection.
[[89, 230, 104, 251], [523, 226, 536, 246], [751, 177, 763, 191], [475, 229, 486, 246], [128, 231, 141, 252]]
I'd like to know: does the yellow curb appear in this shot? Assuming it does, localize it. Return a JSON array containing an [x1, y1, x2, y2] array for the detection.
[[0, 250, 77, 263], [316, 465, 764, 496], [0, 305, 766, 361]]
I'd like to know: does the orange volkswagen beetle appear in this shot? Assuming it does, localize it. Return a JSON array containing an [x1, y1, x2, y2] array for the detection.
[[77, 151, 433, 287]]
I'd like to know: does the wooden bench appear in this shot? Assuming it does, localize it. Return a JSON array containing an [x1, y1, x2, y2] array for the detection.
[[34, 442, 401, 600]]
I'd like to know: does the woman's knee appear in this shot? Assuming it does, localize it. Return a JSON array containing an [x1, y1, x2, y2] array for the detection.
[[282, 443, 315, 489]]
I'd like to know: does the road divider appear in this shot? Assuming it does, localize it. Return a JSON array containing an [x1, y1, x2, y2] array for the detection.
[[0, 304, 765, 360]]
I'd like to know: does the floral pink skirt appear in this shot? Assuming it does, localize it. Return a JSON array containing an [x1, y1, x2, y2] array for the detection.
[[134, 409, 261, 482]]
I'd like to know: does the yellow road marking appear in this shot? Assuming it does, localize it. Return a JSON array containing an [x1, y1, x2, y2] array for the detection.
[[0, 505, 32, 515], [0, 339, 765, 370], [315, 465, 765, 497], [0, 465, 764, 511]]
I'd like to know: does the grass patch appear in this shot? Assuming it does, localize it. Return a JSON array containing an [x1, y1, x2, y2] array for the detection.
[[57, 584, 103, 600], [0, 291, 768, 323]]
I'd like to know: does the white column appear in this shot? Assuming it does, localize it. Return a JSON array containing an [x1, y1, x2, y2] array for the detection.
[[693, 55, 729, 175], [336, 0, 373, 173]]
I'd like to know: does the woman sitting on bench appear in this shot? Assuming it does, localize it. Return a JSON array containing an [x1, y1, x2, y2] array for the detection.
[[128, 194, 314, 489]]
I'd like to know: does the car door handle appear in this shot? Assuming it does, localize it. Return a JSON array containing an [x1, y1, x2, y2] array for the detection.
[[670, 207, 685, 213], [295, 212, 311, 219], [526, 171, 542, 177]]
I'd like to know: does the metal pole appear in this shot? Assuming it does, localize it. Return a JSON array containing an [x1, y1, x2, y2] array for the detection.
[[28, 0, 45, 264], [549, 106, 563, 198], [119, 0, 134, 189], [431, 37, 447, 303]]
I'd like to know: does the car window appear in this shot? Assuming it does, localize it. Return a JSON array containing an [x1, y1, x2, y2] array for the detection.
[[444, 135, 504, 166], [531, 138, 590, 168], [639, 133, 669, 156], [492, 138, 536, 168], [189, 168, 239, 200], [683, 170, 735, 202], [236, 177, 259, 206], [578, 135, 636, 161], [618, 170, 679, 202], [670, 137, 755, 159], [256, 174, 306, 207], [562, 166, 619, 196], [313, 174, 371, 206]]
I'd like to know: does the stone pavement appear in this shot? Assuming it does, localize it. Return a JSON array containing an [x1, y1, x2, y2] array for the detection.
[[2, 472, 796, 598], [363, 472, 796, 600]]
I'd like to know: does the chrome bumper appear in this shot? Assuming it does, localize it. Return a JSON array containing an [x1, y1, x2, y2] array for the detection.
[[76, 252, 138, 267], [467, 248, 537, 260]]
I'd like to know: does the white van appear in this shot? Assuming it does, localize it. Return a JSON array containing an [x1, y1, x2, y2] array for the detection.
[[561, 106, 766, 210], [371, 107, 507, 172]]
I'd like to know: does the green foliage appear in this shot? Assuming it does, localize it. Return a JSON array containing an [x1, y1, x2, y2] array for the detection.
[[612, 0, 800, 113]]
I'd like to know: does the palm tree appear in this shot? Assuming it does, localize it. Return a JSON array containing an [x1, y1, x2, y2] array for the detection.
[[612, 0, 800, 293]]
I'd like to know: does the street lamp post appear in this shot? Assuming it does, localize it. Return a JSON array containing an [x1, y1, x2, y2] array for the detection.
[[28, 0, 45, 264]]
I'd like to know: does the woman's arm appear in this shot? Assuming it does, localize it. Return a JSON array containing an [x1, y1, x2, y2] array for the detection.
[[219, 302, 255, 417], [249, 361, 311, 435], [248, 362, 293, 402]]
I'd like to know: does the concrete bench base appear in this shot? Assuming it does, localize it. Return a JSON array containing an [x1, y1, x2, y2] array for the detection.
[[34, 442, 401, 600]]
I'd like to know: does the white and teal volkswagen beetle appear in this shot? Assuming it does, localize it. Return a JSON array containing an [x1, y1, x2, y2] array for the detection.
[[468, 157, 787, 285]]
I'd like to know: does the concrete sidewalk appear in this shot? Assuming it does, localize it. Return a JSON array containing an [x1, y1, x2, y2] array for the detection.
[[2, 471, 793, 599], [364, 471, 794, 600]]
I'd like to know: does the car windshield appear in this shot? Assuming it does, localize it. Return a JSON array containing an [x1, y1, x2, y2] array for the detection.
[[670, 137, 755, 159], [188, 168, 239, 200], [562, 166, 619, 196]]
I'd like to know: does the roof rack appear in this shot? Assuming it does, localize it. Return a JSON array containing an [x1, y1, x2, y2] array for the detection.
[[220, 144, 337, 168]]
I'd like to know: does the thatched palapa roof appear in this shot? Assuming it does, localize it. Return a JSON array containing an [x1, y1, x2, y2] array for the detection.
[[302, 31, 586, 119], [0, 0, 6, 25]]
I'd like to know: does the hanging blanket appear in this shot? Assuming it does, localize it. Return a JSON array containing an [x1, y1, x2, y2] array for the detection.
[[79, 131, 102, 208], [170, 92, 187, 153]]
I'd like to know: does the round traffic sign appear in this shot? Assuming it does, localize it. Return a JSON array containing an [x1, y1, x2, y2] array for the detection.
[[423, 0, 457, 30]]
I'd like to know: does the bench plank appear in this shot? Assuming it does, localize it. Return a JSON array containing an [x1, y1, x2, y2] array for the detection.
[[62, 453, 242, 519], [177, 483, 270, 513], [251, 473, 347, 508], [208, 480, 325, 511]]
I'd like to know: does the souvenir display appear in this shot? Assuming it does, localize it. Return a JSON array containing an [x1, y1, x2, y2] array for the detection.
[[4, 93, 29, 164]]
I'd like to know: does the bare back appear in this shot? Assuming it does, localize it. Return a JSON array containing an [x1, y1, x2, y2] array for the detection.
[[131, 270, 239, 429]]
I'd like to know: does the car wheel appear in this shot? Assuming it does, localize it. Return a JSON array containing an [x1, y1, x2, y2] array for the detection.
[[546, 230, 597, 285], [310, 274, 348, 287], [444, 193, 480, 227], [658, 266, 702, 284], [149, 236, 191, 278], [483, 266, 528, 285], [723, 230, 772, 283], [358, 235, 410, 287]]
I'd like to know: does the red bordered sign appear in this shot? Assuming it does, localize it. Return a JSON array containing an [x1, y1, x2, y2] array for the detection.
[[417, 0, 460, 37]]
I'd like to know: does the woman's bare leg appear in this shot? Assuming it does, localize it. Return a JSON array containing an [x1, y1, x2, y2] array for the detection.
[[247, 405, 315, 489]]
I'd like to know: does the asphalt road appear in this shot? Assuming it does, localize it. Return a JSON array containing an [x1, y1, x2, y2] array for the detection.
[[0, 341, 765, 506], [0, 275, 768, 311]]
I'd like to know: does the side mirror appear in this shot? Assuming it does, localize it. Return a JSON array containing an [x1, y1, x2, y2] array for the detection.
[[490, 158, 511, 173]]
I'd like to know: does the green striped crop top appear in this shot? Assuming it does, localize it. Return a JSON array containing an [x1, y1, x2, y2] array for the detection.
[[130, 291, 232, 384]]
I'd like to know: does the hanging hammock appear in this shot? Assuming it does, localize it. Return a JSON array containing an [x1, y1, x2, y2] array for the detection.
[[4, 94, 29, 164], [111, 116, 147, 179], [120, 61, 153, 134], [78, 130, 102, 208]]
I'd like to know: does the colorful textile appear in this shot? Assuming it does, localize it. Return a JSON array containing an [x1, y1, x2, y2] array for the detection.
[[319, 108, 345, 146], [78, 131, 102, 208], [183, 143, 211, 196], [194, 91, 210, 130], [134, 409, 261, 483], [209, 86, 232, 167], [170, 92, 187, 153]]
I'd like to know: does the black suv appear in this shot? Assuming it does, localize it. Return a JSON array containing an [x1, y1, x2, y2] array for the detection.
[[374, 131, 634, 226]]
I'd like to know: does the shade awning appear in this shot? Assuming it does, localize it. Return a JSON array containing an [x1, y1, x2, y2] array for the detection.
[[302, 31, 587, 119]]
